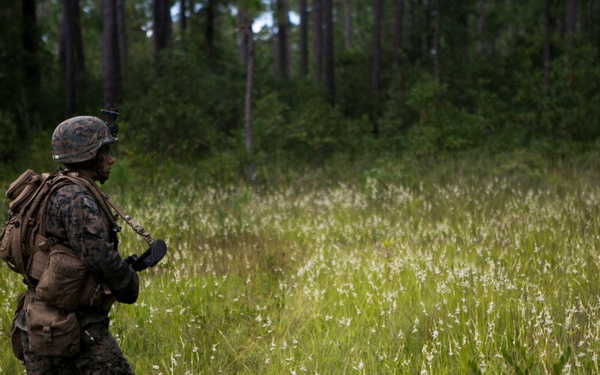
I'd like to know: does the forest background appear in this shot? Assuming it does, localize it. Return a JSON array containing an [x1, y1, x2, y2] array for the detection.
[[1, 0, 599, 183], [3, 1, 600, 373]]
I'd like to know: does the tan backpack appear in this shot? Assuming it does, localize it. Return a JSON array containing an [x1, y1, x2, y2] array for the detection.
[[0, 170, 73, 285], [1, 169, 155, 286]]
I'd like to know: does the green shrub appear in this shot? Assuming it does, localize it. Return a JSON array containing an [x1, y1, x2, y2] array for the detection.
[[0, 111, 18, 162]]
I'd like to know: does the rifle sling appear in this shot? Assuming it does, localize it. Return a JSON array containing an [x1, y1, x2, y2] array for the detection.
[[61, 173, 154, 246]]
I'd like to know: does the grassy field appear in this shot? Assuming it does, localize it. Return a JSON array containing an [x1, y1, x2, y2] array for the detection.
[[2, 155, 600, 374]]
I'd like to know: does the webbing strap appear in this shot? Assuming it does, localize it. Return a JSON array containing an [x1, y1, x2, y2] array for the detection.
[[104, 198, 154, 246], [60, 173, 154, 246]]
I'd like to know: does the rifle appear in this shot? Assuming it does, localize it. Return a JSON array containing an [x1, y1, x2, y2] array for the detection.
[[124, 239, 167, 272], [100, 107, 165, 271], [100, 108, 120, 137]]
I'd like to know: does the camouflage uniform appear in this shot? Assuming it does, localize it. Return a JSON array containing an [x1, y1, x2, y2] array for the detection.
[[21, 321, 134, 375], [14, 116, 139, 374], [44, 180, 139, 327]]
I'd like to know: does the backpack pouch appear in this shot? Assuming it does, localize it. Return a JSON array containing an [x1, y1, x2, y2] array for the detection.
[[25, 298, 80, 357], [0, 216, 26, 274], [35, 249, 87, 311]]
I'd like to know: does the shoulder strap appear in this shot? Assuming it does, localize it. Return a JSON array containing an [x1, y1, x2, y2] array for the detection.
[[59, 173, 154, 246], [13, 173, 72, 285], [32, 174, 81, 246], [104, 198, 154, 246], [56, 174, 117, 230]]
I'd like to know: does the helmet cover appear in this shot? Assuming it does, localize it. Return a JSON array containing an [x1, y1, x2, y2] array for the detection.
[[51, 116, 118, 164]]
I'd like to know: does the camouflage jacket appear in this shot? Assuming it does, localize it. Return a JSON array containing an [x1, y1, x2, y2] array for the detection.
[[43, 175, 139, 327]]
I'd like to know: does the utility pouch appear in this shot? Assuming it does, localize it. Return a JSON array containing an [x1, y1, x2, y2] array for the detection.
[[25, 298, 80, 357], [1, 170, 46, 276], [35, 246, 87, 311], [80, 278, 116, 311], [10, 291, 26, 360], [0, 214, 26, 274], [27, 233, 59, 281]]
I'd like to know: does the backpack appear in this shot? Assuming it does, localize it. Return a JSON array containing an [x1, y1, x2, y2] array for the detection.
[[0, 170, 72, 285], [1, 169, 155, 286]]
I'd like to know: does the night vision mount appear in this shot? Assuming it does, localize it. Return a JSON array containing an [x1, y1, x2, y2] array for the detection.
[[100, 108, 119, 137]]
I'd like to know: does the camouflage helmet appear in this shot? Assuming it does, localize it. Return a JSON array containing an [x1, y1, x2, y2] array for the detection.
[[51, 116, 118, 164]]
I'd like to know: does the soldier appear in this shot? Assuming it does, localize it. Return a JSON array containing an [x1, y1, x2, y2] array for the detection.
[[13, 116, 139, 374]]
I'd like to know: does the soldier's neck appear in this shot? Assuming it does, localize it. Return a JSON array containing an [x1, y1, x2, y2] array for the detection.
[[65, 169, 98, 185]]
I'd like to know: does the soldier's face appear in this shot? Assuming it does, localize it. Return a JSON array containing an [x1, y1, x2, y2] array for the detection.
[[97, 146, 115, 184]]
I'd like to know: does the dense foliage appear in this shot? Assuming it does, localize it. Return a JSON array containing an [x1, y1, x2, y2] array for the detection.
[[1, 0, 599, 181]]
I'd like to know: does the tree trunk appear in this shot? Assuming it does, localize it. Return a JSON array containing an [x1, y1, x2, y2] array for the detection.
[[556, 0, 565, 38], [408, 0, 415, 39], [587, 0, 593, 36], [421, 0, 431, 63], [299, 0, 308, 75], [343, 0, 351, 50], [22, 0, 41, 110], [73, 0, 85, 76], [476, 0, 484, 54], [243, 20, 256, 182], [116, 0, 127, 74], [408, 0, 418, 61], [60, 0, 76, 116], [276, 0, 290, 76], [205, 0, 215, 59], [543, 0, 551, 89], [238, 10, 250, 66], [566, 0, 578, 35], [102, 0, 122, 108], [313, 0, 323, 81], [371, 0, 382, 135], [392, 0, 404, 71], [323, 0, 334, 104], [180, 0, 187, 31], [432, 0, 440, 82], [153, 0, 172, 66]]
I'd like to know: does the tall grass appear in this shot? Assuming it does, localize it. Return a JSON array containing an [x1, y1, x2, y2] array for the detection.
[[3, 155, 600, 373]]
